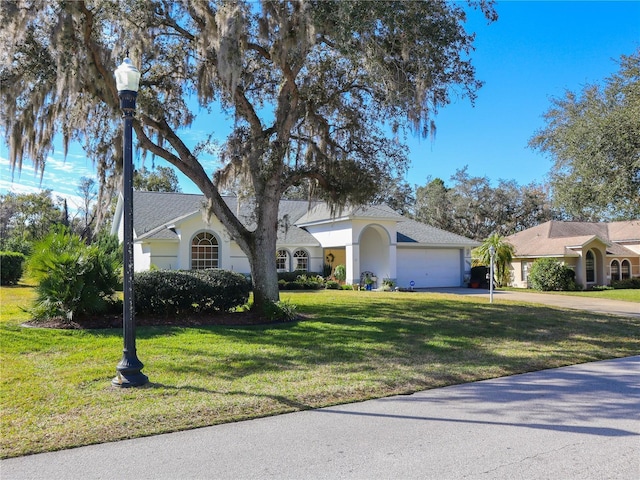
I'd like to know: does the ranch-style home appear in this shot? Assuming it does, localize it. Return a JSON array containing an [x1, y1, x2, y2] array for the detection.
[[506, 220, 640, 289], [111, 191, 479, 289]]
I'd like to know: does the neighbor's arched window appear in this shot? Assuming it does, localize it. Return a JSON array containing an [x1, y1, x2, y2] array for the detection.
[[191, 232, 219, 269], [610, 260, 620, 281], [293, 249, 309, 271], [276, 249, 290, 272], [621, 260, 631, 280], [585, 250, 595, 283]]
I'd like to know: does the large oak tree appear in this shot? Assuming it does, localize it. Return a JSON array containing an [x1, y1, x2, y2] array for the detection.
[[529, 50, 640, 221], [1, 0, 496, 311]]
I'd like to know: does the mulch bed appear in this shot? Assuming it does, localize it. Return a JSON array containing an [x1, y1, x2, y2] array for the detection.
[[22, 310, 284, 330]]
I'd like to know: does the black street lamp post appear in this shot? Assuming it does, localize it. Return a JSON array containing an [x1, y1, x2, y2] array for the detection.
[[112, 56, 148, 388]]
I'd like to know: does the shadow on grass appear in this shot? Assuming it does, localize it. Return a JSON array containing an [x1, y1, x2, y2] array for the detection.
[[146, 382, 313, 411], [145, 295, 639, 385]]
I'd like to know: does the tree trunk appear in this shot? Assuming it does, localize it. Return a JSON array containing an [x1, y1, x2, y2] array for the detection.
[[247, 231, 280, 313], [245, 188, 281, 313]]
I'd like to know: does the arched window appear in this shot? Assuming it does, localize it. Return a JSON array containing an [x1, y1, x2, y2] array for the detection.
[[610, 260, 620, 281], [276, 249, 290, 272], [191, 232, 219, 269], [585, 250, 595, 283], [621, 260, 631, 280], [293, 249, 308, 271]]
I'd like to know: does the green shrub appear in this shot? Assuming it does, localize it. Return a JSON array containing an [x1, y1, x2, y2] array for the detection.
[[27, 227, 121, 322], [611, 278, 640, 289], [325, 280, 340, 290], [382, 278, 396, 291], [134, 269, 251, 316], [278, 272, 325, 290], [134, 270, 204, 315], [277, 270, 322, 282], [1, 237, 32, 256], [0, 251, 25, 285], [334, 264, 346, 283], [188, 269, 252, 312], [262, 300, 298, 322], [528, 258, 578, 291]]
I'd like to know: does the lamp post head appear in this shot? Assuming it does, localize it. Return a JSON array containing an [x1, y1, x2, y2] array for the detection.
[[489, 245, 496, 256], [114, 57, 140, 93]]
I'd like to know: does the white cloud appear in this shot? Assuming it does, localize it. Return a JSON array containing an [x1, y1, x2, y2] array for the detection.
[[1, 153, 95, 213]]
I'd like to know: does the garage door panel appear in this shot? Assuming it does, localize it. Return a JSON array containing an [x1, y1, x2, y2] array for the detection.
[[397, 248, 461, 288]]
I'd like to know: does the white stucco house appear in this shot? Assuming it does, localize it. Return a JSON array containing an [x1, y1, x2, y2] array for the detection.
[[111, 191, 479, 289]]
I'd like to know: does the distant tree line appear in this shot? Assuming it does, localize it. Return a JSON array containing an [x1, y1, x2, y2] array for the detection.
[[0, 166, 181, 255], [411, 167, 555, 241]]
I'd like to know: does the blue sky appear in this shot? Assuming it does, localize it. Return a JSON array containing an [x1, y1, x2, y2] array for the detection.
[[1, 0, 639, 210]]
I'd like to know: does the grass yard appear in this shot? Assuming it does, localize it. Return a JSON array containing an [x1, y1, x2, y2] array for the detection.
[[1, 285, 639, 458], [502, 286, 640, 302]]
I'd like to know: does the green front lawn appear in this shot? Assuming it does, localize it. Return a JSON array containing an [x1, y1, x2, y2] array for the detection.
[[503, 287, 640, 302], [1, 285, 639, 458]]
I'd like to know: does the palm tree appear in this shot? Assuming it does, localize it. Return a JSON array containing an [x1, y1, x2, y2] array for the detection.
[[473, 234, 515, 287]]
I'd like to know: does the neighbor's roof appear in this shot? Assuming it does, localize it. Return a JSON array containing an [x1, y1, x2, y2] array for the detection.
[[607, 220, 640, 242], [125, 191, 478, 247], [506, 220, 640, 257]]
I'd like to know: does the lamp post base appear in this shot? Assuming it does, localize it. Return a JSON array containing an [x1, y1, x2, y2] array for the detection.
[[112, 371, 149, 388], [112, 355, 148, 388]]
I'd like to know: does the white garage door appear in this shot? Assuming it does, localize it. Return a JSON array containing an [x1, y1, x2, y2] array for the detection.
[[396, 248, 461, 288]]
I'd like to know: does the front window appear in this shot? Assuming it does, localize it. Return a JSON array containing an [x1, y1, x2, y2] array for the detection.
[[585, 250, 595, 283], [276, 249, 289, 272], [293, 249, 308, 271], [610, 260, 620, 281], [191, 232, 219, 269], [521, 261, 529, 283], [621, 260, 631, 280]]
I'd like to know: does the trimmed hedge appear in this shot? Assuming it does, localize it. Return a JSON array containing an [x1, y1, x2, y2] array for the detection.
[[611, 277, 640, 289], [278, 273, 325, 290], [0, 251, 25, 285], [134, 269, 250, 316], [277, 270, 322, 282], [325, 280, 340, 290]]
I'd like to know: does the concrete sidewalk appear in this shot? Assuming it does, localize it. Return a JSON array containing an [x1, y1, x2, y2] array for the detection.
[[426, 288, 640, 318], [2, 356, 639, 479]]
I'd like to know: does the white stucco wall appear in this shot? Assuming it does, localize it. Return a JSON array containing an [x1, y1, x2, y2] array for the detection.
[[133, 242, 151, 272], [303, 220, 353, 247], [147, 241, 178, 270]]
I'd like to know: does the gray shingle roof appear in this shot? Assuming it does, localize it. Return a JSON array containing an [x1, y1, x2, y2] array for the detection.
[[129, 191, 478, 247], [396, 218, 480, 246], [131, 192, 319, 244], [133, 192, 206, 238], [296, 203, 404, 225]]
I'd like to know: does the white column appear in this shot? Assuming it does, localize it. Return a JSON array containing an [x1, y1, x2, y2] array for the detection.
[[346, 243, 360, 285], [388, 243, 397, 282]]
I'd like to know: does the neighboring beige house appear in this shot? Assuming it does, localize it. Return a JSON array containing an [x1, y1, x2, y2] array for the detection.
[[506, 220, 640, 289], [111, 191, 480, 289]]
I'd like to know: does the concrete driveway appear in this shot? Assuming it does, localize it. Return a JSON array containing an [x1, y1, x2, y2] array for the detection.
[[426, 288, 640, 318], [2, 356, 639, 479]]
